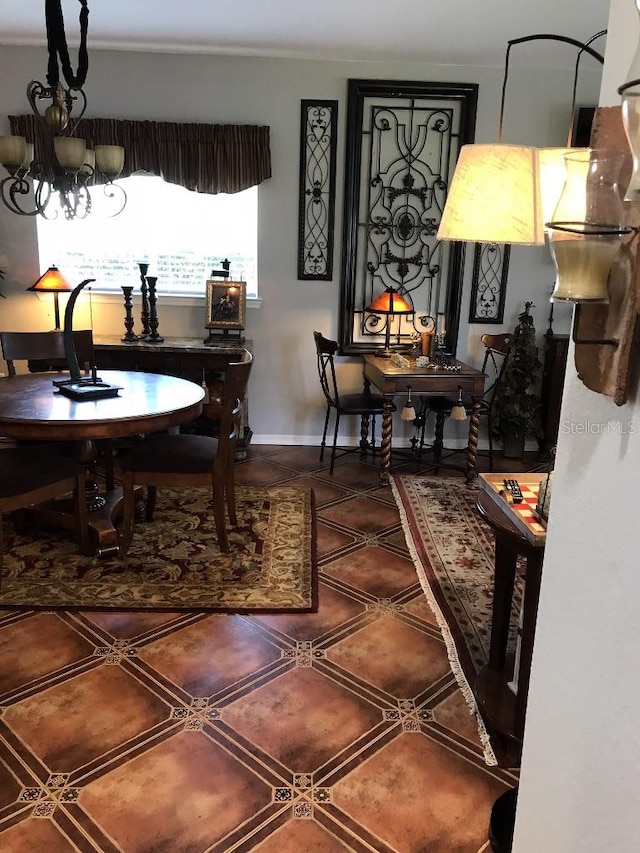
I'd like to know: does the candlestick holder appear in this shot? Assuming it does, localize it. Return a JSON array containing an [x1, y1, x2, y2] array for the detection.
[[145, 276, 164, 343], [121, 286, 139, 342], [137, 261, 151, 337]]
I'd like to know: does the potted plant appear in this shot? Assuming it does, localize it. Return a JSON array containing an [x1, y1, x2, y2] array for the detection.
[[491, 301, 542, 458]]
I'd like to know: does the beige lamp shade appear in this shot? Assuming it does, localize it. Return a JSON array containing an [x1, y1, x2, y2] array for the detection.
[[95, 145, 125, 178], [54, 136, 86, 170], [0, 135, 27, 168], [437, 144, 544, 245]]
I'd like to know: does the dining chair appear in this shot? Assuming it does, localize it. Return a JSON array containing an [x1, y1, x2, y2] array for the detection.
[[418, 332, 513, 471], [313, 331, 394, 475], [118, 351, 253, 556], [0, 447, 90, 581], [0, 329, 115, 489], [0, 329, 95, 375]]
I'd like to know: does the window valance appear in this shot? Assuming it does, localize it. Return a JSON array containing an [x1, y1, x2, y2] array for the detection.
[[8, 115, 271, 194]]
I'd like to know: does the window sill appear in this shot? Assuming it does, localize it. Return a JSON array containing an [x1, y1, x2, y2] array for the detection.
[[81, 292, 262, 309]]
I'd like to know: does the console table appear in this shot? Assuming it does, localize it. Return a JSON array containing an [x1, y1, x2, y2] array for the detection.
[[93, 336, 253, 451]]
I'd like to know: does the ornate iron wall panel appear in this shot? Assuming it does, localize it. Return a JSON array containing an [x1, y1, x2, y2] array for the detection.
[[297, 100, 338, 280], [469, 242, 510, 324], [339, 80, 478, 356]]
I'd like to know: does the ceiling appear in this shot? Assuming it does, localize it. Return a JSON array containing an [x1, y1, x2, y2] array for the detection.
[[0, 0, 610, 69]]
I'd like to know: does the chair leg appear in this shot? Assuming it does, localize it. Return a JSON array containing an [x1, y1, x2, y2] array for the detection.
[[330, 412, 340, 474], [118, 472, 136, 557], [359, 414, 370, 458], [487, 411, 494, 471], [212, 477, 230, 553], [145, 485, 157, 522], [434, 411, 446, 474], [225, 457, 238, 527], [72, 471, 91, 556], [320, 405, 331, 462]]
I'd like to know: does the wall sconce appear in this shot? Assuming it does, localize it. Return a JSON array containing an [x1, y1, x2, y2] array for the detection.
[[27, 265, 73, 330], [546, 149, 632, 304], [366, 286, 414, 357]]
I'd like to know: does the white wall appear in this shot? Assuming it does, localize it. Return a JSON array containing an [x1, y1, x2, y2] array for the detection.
[[0, 45, 601, 445], [513, 2, 640, 851]]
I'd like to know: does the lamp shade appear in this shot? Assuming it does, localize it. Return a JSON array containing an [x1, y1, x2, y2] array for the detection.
[[28, 266, 73, 293], [367, 286, 414, 315], [538, 147, 588, 226], [437, 144, 544, 245]]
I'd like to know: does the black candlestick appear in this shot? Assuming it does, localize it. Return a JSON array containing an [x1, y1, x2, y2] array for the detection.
[[145, 276, 164, 343], [121, 286, 139, 342], [138, 262, 151, 337]]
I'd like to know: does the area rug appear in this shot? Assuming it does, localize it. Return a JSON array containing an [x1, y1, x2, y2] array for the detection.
[[1, 485, 317, 613], [391, 475, 524, 765]]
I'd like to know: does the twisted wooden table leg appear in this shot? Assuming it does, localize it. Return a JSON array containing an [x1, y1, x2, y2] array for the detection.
[[379, 400, 394, 486], [466, 400, 481, 483], [359, 414, 370, 458]]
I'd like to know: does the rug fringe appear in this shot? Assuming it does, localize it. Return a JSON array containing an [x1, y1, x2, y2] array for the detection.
[[391, 476, 498, 766]]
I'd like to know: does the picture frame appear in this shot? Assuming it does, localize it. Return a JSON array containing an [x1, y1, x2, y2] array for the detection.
[[205, 280, 246, 330]]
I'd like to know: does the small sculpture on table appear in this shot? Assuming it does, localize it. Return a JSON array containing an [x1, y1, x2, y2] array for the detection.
[[121, 286, 139, 342], [137, 261, 151, 338], [145, 276, 164, 343]]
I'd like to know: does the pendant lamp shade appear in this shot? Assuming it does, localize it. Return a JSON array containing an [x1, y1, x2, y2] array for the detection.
[[437, 144, 545, 246]]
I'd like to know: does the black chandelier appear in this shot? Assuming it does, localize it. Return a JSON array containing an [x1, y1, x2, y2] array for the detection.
[[0, 0, 126, 220]]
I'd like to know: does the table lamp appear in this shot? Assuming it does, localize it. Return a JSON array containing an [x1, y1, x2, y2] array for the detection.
[[27, 266, 73, 330], [366, 286, 414, 357]]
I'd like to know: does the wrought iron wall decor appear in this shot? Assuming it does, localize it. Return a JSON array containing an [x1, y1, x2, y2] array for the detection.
[[339, 79, 478, 356], [468, 242, 510, 324], [297, 100, 338, 280]]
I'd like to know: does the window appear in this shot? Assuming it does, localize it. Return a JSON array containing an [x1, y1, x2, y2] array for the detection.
[[35, 175, 258, 298]]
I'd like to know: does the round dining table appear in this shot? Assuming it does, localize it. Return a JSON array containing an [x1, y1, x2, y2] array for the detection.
[[0, 369, 205, 556]]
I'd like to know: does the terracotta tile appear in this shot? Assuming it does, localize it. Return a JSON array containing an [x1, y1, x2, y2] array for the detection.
[[432, 690, 484, 748], [266, 446, 326, 471], [0, 613, 94, 695], [81, 730, 272, 852], [0, 818, 79, 852], [83, 610, 185, 639], [234, 459, 297, 486], [222, 667, 381, 771], [316, 522, 357, 559], [321, 545, 417, 597], [319, 496, 399, 535], [273, 475, 349, 507], [0, 757, 22, 810], [3, 666, 168, 772], [249, 583, 366, 641], [137, 615, 281, 695], [332, 732, 506, 852], [404, 592, 440, 627], [327, 616, 451, 697], [315, 462, 381, 491], [253, 817, 349, 851]]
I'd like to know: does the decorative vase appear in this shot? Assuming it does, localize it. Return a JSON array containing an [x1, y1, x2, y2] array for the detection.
[[120, 286, 138, 342]]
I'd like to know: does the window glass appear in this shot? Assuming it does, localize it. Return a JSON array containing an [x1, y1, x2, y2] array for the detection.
[[35, 175, 258, 298]]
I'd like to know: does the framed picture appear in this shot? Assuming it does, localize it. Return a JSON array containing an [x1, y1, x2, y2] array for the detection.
[[205, 280, 246, 330]]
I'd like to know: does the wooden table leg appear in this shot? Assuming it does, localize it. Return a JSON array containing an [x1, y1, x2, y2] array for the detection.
[[379, 399, 394, 486], [466, 400, 480, 482], [514, 549, 544, 738], [489, 533, 518, 670]]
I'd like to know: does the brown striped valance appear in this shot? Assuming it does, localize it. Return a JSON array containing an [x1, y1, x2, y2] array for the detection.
[[9, 115, 271, 194]]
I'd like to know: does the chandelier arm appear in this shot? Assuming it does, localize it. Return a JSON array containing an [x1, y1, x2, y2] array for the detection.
[[45, 0, 89, 90]]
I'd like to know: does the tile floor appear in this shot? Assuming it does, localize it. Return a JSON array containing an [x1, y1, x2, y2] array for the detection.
[[0, 439, 537, 852]]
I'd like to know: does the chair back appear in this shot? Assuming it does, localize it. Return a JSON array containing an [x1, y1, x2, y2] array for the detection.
[[314, 331, 341, 408], [480, 332, 513, 404], [0, 330, 94, 376], [217, 351, 253, 468]]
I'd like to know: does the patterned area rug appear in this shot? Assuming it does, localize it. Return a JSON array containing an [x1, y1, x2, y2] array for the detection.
[[1, 485, 317, 613], [391, 475, 523, 766]]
